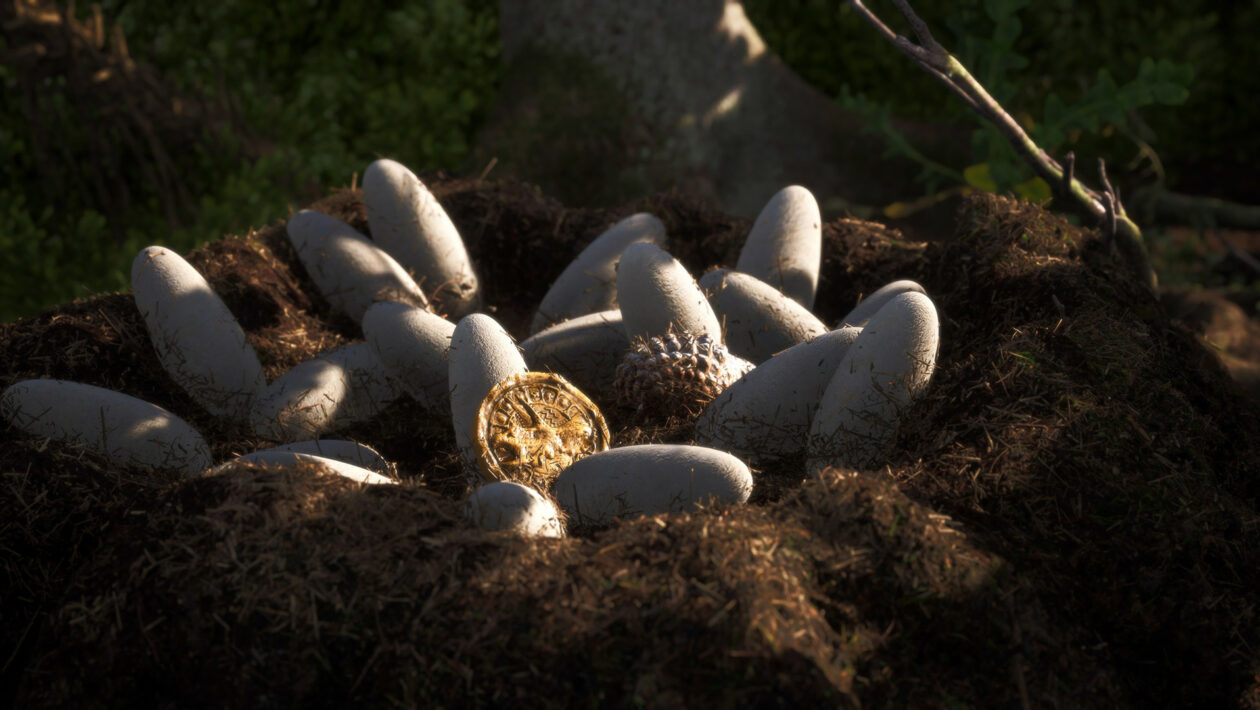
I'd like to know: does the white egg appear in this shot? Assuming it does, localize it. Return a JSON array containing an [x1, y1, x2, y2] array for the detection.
[[286, 209, 429, 323], [216, 450, 396, 485], [251, 439, 392, 474], [251, 342, 399, 442], [808, 291, 939, 471], [695, 327, 862, 464], [466, 481, 566, 537], [1, 379, 211, 476], [699, 268, 827, 363], [837, 280, 927, 328], [520, 309, 628, 397], [131, 245, 266, 423], [448, 314, 528, 469], [363, 158, 480, 318], [362, 301, 455, 414], [531, 213, 666, 334], [552, 444, 752, 525], [617, 242, 722, 342], [735, 185, 822, 308]]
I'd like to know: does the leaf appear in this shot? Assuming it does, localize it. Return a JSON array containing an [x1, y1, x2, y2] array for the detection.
[[964, 163, 998, 192], [1014, 177, 1052, 205], [1043, 93, 1065, 128]]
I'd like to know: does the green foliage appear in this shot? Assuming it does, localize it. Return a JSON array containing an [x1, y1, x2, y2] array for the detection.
[[744, 0, 1219, 202], [0, 0, 501, 321]]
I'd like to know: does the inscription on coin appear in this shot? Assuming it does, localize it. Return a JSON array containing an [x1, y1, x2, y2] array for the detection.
[[472, 372, 610, 489]]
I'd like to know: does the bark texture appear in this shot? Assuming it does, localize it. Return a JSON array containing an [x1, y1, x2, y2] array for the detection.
[[478, 0, 964, 218]]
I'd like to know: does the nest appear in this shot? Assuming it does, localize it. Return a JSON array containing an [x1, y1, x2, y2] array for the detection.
[[2, 180, 1259, 708]]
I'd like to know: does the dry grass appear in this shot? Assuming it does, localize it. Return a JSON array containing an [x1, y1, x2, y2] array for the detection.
[[2, 183, 1258, 707]]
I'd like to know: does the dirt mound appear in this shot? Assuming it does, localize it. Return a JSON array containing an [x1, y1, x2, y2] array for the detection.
[[2, 181, 1258, 707]]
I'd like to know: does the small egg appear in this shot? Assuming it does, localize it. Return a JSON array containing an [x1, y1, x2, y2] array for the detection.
[[217, 450, 396, 485], [448, 314, 528, 470], [466, 481, 566, 537], [520, 309, 629, 397], [251, 342, 399, 442], [837, 280, 927, 328], [695, 327, 862, 464]]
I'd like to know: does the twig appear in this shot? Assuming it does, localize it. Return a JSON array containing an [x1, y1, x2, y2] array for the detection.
[[1130, 186, 1260, 231], [848, 0, 1156, 288], [1209, 229, 1260, 277]]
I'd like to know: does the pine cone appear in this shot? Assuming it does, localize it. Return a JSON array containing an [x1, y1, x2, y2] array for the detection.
[[613, 332, 753, 417]]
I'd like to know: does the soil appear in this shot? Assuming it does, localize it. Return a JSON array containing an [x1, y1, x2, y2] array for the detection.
[[2, 179, 1259, 708]]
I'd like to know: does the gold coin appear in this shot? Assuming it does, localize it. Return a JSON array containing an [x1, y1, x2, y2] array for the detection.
[[472, 371, 610, 490]]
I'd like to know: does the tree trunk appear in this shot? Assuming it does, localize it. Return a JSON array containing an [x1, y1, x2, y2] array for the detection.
[[474, 0, 967, 219]]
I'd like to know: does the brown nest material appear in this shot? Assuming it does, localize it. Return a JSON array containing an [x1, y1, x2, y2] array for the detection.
[[2, 180, 1259, 708]]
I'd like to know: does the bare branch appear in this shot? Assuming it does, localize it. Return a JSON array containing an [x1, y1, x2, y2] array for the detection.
[[1061, 152, 1075, 198], [848, 0, 1156, 288]]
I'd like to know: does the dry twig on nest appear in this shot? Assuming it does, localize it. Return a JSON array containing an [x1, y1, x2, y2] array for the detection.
[[848, 0, 1157, 288]]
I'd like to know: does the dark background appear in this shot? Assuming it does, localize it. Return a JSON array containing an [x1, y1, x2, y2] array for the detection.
[[1, 0, 1256, 320]]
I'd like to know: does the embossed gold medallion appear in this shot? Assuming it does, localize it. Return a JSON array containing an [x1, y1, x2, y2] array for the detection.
[[472, 372, 610, 489]]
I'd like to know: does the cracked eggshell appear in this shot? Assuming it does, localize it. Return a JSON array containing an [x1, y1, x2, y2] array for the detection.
[[695, 327, 862, 464], [448, 314, 528, 469], [735, 185, 822, 308], [617, 242, 722, 342], [520, 309, 629, 398], [531, 213, 666, 334], [699, 268, 827, 363], [217, 450, 394, 485], [363, 158, 480, 318], [363, 301, 455, 414], [837, 280, 927, 328], [286, 209, 428, 323], [1, 379, 211, 476], [808, 291, 939, 471], [466, 481, 565, 537], [131, 245, 266, 423], [251, 342, 399, 442], [552, 444, 752, 526]]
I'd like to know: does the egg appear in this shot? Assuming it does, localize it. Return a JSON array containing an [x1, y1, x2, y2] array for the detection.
[[520, 309, 629, 397], [699, 268, 827, 363], [837, 279, 927, 328], [215, 449, 395, 485], [250, 439, 392, 474], [1, 379, 211, 476], [735, 185, 822, 308], [286, 209, 429, 322], [363, 158, 480, 318], [808, 291, 939, 471], [448, 314, 528, 470], [465, 481, 566, 537], [531, 213, 666, 334], [617, 242, 722, 342], [552, 444, 752, 525], [131, 245, 266, 423], [251, 342, 399, 442], [695, 327, 862, 464], [362, 301, 455, 414]]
